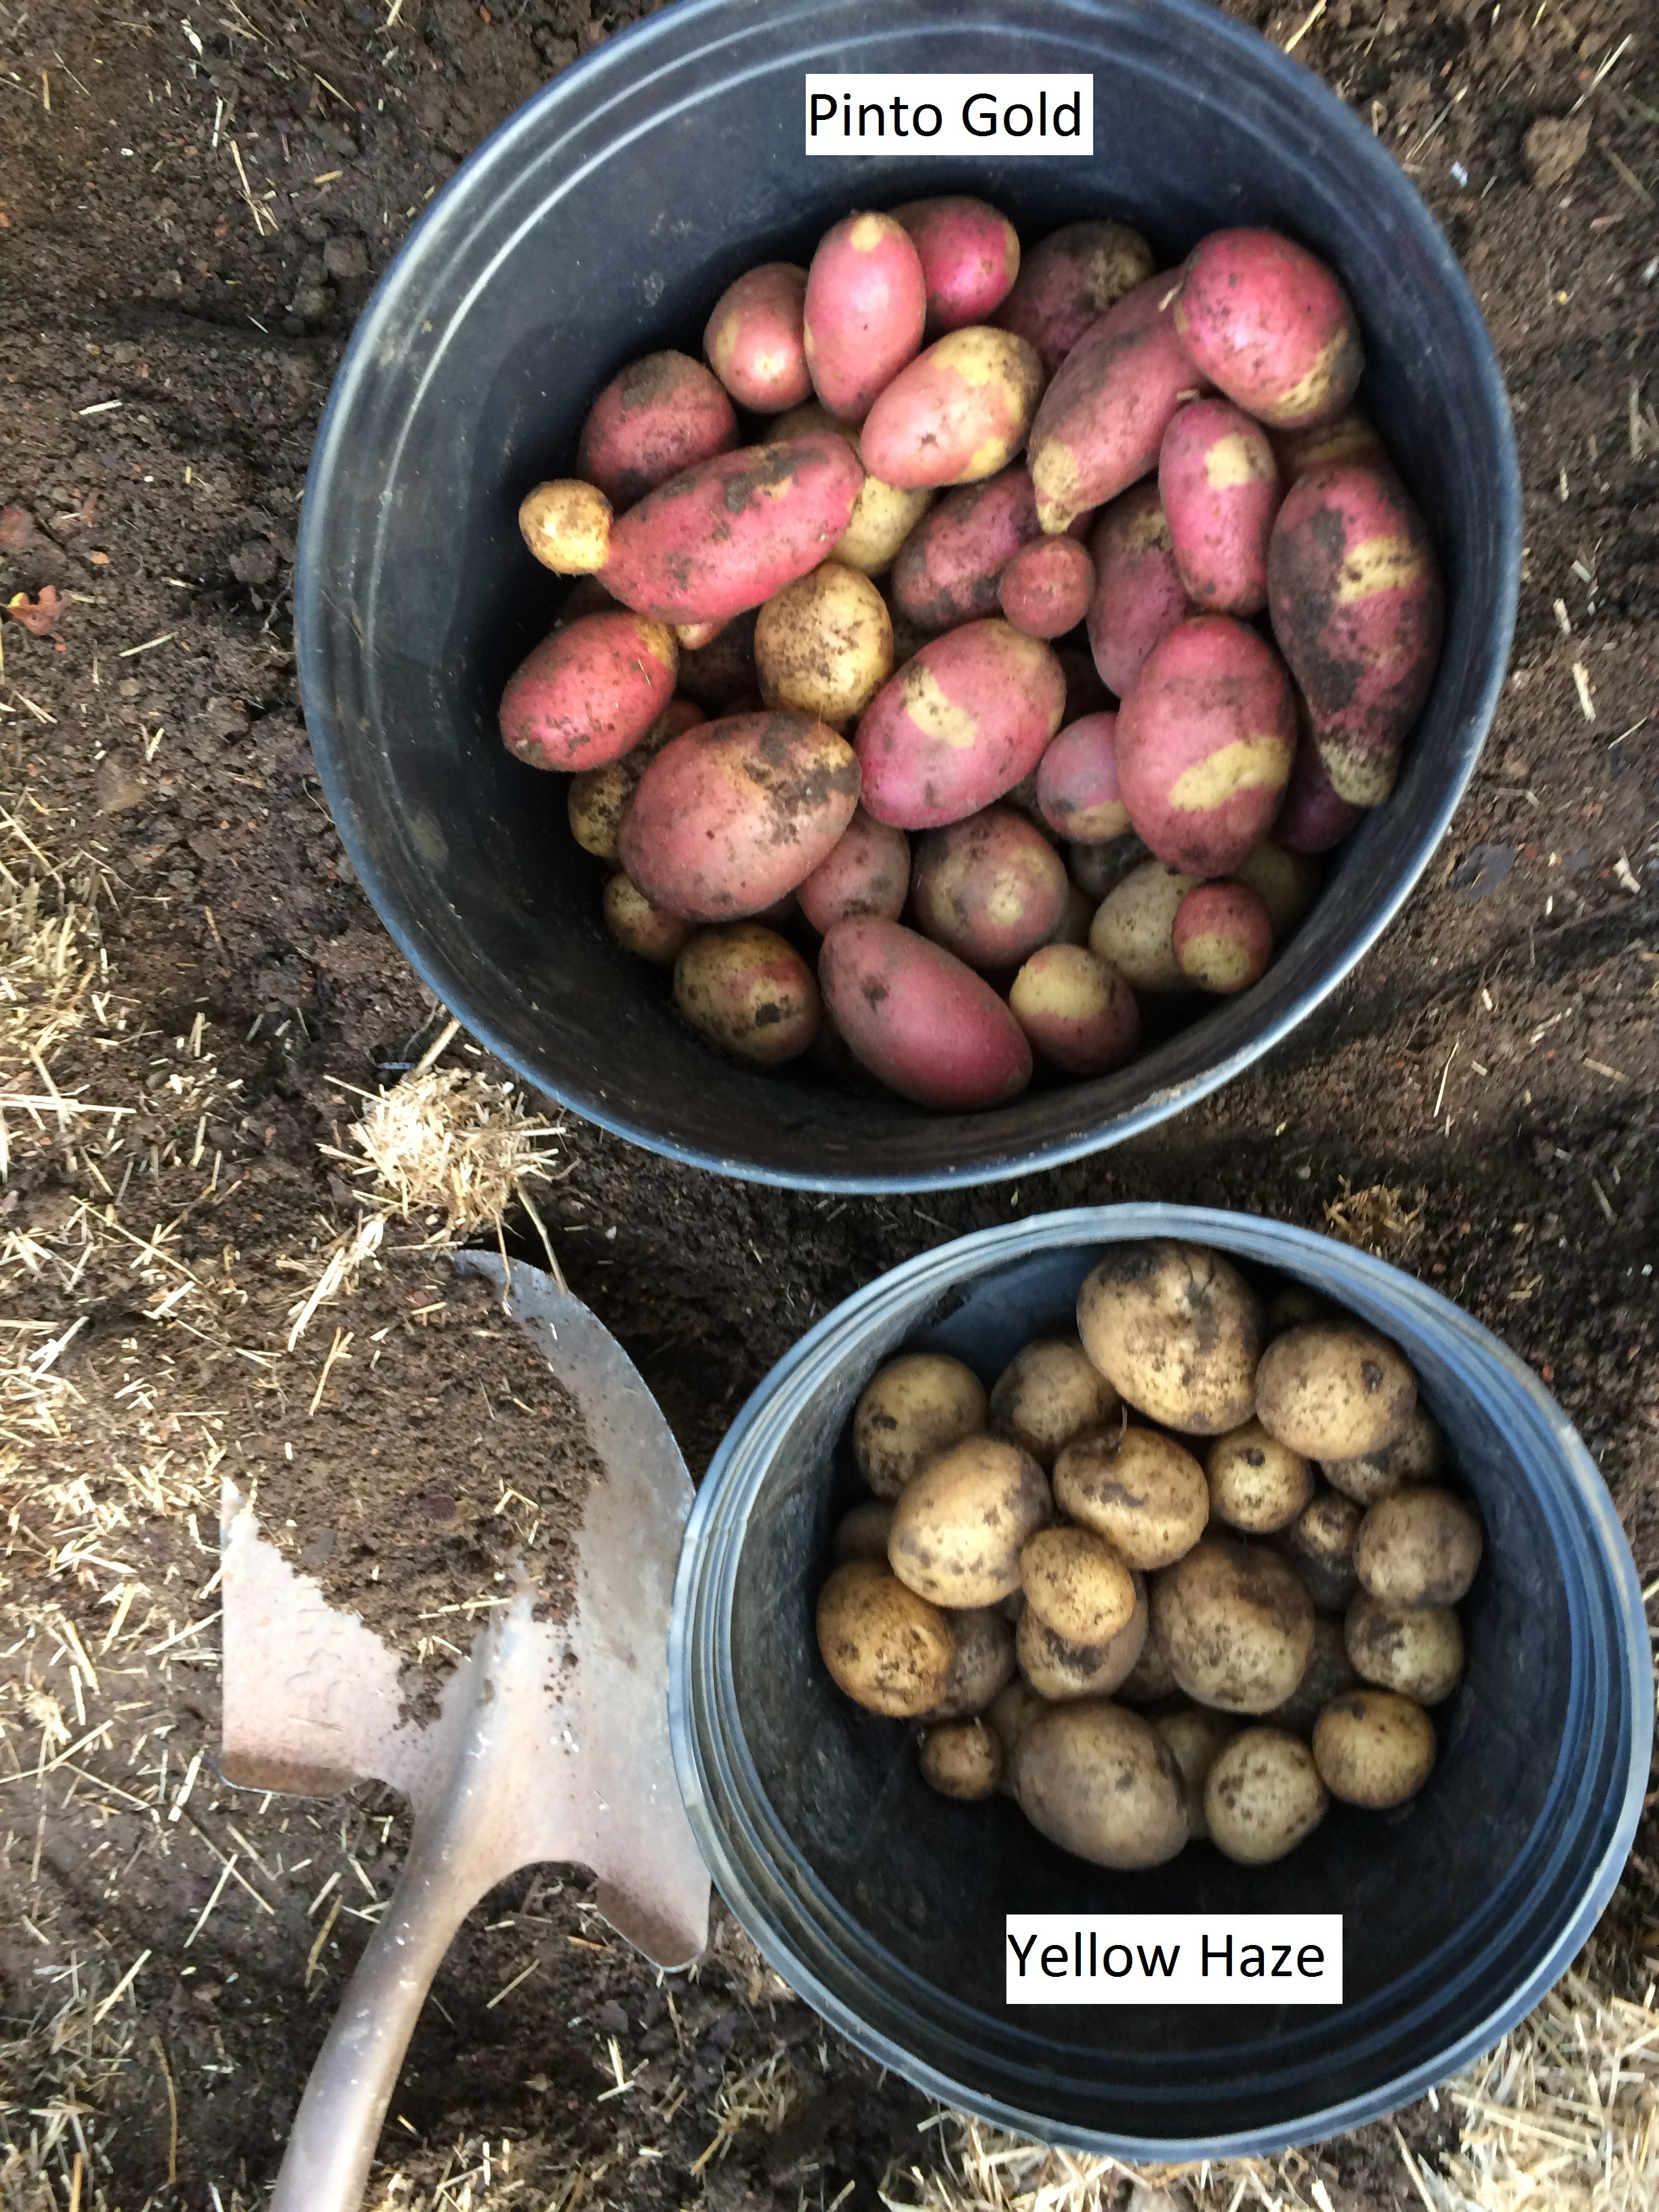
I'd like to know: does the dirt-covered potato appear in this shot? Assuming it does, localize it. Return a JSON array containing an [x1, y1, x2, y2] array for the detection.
[[1345, 1591, 1464, 1706], [1115, 1612, 1180, 1705], [755, 561, 894, 728], [1088, 859, 1200, 994], [919, 1718, 1002, 1800], [1012, 1703, 1188, 1869], [1017, 1583, 1147, 1701], [1322, 1402, 1447, 1506], [1204, 1728, 1329, 1862], [920, 1606, 1018, 1719], [1313, 1688, 1436, 1808], [830, 1498, 895, 1566], [1279, 1489, 1364, 1612], [1154, 1707, 1233, 1843], [985, 1679, 1050, 1795], [1255, 1320, 1418, 1460], [816, 1561, 955, 1717], [602, 872, 696, 967], [1355, 1486, 1483, 1607], [989, 1338, 1120, 1469], [1021, 1525, 1137, 1645], [888, 1437, 1052, 1607], [519, 478, 615, 573], [1206, 1419, 1313, 1534], [1152, 1535, 1315, 1714], [674, 925, 821, 1066], [1260, 1612, 1357, 1735], [1077, 1240, 1265, 1435], [853, 1353, 987, 1499], [1053, 1426, 1209, 1571]]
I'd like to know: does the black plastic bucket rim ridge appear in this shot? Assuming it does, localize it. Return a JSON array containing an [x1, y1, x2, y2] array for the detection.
[[293, 0, 1522, 1195], [668, 1206, 1650, 2158]]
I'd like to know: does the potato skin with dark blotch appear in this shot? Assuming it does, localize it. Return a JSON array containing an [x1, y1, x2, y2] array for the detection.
[[1204, 1727, 1328, 1861], [855, 621, 1067, 831], [1076, 1239, 1264, 1435], [890, 465, 1044, 634], [1087, 484, 1195, 701], [1260, 1613, 1358, 1736], [887, 1435, 1052, 1608], [1278, 1489, 1364, 1612], [853, 1352, 987, 1500], [499, 611, 678, 774], [1012, 1701, 1188, 1869], [576, 350, 740, 510], [910, 806, 1069, 970], [919, 1718, 1002, 1799], [1152, 1535, 1316, 1715], [1174, 228, 1364, 430], [804, 211, 928, 423], [1172, 880, 1275, 994], [620, 711, 860, 924], [992, 218, 1158, 379], [602, 436, 865, 625], [861, 328, 1045, 491], [1000, 535, 1095, 639], [893, 197, 1022, 334], [1159, 398, 1282, 617], [1275, 724, 1366, 855], [1355, 1486, 1483, 1607], [918, 1606, 1017, 1721], [1313, 1687, 1436, 1808], [703, 264, 813, 413], [796, 808, 911, 934], [989, 1338, 1120, 1469], [1017, 1582, 1147, 1702], [816, 1560, 955, 1718], [672, 925, 821, 1068], [602, 872, 695, 968], [1207, 1418, 1313, 1534], [1255, 1320, 1418, 1461], [1323, 1402, 1446, 1505], [1346, 1590, 1464, 1705], [1009, 945, 1143, 1078], [1053, 1425, 1210, 1571], [820, 917, 1033, 1111]]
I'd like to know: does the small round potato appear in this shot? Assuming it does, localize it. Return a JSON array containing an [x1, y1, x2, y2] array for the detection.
[[1153, 1707, 1232, 1842], [1256, 1320, 1418, 1460], [920, 1718, 1002, 1800], [1012, 1703, 1188, 1869], [1204, 1728, 1329, 1863], [830, 1498, 896, 1567], [1115, 1612, 1180, 1705], [1279, 1489, 1364, 1612], [920, 1606, 1017, 1719], [603, 872, 696, 966], [989, 1338, 1120, 1469], [1008, 945, 1143, 1079], [1017, 1580, 1147, 1700], [888, 1437, 1052, 1608], [1345, 1590, 1464, 1706], [1172, 880, 1274, 994], [853, 1354, 988, 1499], [1322, 1402, 1447, 1507], [1077, 1240, 1264, 1435], [756, 561, 895, 727], [1152, 1535, 1315, 1714], [1053, 1425, 1209, 1570], [1355, 1486, 1483, 1607], [1020, 1526, 1138, 1646], [1088, 859, 1201, 994], [1206, 1419, 1313, 1533], [1261, 1612, 1357, 1736], [985, 1678, 1050, 1795], [816, 1561, 955, 1717], [1313, 1688, 1436, 1808], [518, 478, 612, 573], [674, 926, 821, 1067]]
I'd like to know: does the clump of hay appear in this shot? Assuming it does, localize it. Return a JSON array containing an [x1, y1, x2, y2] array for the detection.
[[1324, 1179, 1424, 1255], [330, 1065, 562, 1242]]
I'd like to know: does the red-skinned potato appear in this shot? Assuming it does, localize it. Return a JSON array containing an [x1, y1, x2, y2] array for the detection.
[[567, 698, 704, 859], [602, 435, 865, 625], [893, 197, 1021, 333], [602, 872, 696, 966], [890, 465, 1042, 634], [499, 611, 678, 773], [860, 328, 1045, 491], [1159, 398, 1282, 617], [771, 404, 934, 579], [1275, 723, 1365, 854], [1172, 880, 1275, 992], [674, 924, 821, 1066], [1027, 276, 1212, 534], [1115, 617, 1296, 878], [1268, 464, 1445, 806], [819, 916, 1032, 1111], [992, 218, 1158, 378], [911, 806, 1070, 970], [1038, 712, 1130, 843], [804, 212, 927, 422], [519, 480, 613, 575], [620, 710, 861, 921], [1273, 407, 1389, 483], [1000, 536, 1095, 638], [797, 807, 911, 933], [703, 264, 812, 413], [1174, 228, 1364, 430], [1009, 943, 1141, 1076], [856, 619, 1067, 830], [575, 351, 739, 511], [1086, 484, 1195, 700]]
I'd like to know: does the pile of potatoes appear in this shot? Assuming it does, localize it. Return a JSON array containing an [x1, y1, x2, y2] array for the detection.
[[503, 200, 1446, 1109], [815, 1240, 1483, 1870]]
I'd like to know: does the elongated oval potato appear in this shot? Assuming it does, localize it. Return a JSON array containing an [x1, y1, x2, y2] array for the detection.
[[920, 1718, 1002, 1799], [621, 710, 860, 922], [568, 698, 703, 859], [1322, 1402, 1446, 1505], [1204, 1727, 1328, 1862], [1345, 1590, 1464, 1705], [1256, 1319, 1417, 1460], [1021, 1525, 1136, 1645], [1159, 398, 1282, 617], [499, 610, 678, 772], [1009, 945, 1142, 1078], [990, 1338, 1120, 1468], [911, 806, 1069, 970], [1207, 1418, 1313, 1534], [520, 480, 613, 574], [893, 196, 1021, 333], [756, 561, 893, 727], [1268, 464, 1445, 806], [1115, 616, 1296, 879], [1012, 1702, 1188, 1869], [1313, 1687, 1435, 1809], [1174, 228, 1363, 430], [577, 350, 739, 510], [602, 872, 695, 967], [1355, 1486, 1483, 1607], [890, 464, 1043, 634], [703, 264, 812, 413], [1027, 276, 1212, 534], [856, 621, 1067, 830], [1053, 1425, 1209, 1570], [1088, 859, 1198, 993], [1155, 1706, 1233, 1842], [816, 1559, 954, 1717], [797, 807, 911, 933], [1152, 1535, 1315, 1714], [888, 1435, 1052, 1607], [861, 327, 1046, 490], [1087, 483, 1195, 701], [993, 218, 1158, 378], [1233, 839, 1321, 943], [1000, 535, 1095, 639], [1275, 723, 1365, 854], [673, 924, 821, 1067], [804, 211, 927, 422], [602, 436, 865, 625], [1077, 1239, 1264, 1435], [819, 916, 1033, 1111], [1172, 880, 1275, 994], [1279, 1490, 1364, 1612], [1017, 1581, 1147, 1701], [920, 1606, 1017, 1720], [853, 1351, 988, 1498]]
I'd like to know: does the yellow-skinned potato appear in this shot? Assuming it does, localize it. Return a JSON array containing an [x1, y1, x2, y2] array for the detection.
[[1345, 1590, 1464, 1705], [1322, 1401, 1446, 1506], [1154, 1707, 1233, 1842], [816, 1560, 954, 1717], [853, 1353, 987, 1499], [568, 699, 703, 860], [1053, 1426, 1209, 1570], [602, 872, 695, 967], [920, 1606, 1017, 1719], [985, 1678, 1050, 1796], [756, 561, 893, 728], [674, 925, 821, 1067], [920, 1718, 1002, 1799], [1017, 1582, 1147, 1701], [989, 1338, 1120, 1469], [1204, 1727, 1328, 1862], [1012, 1702, 1188, 1870], [1279, 1488, 1364, 1612], [1261, 1612, 1357, 1735], [1076, 1239, 1264, 1435], [1206, 1419, 1313, 1534], [1021, 1525, 1137, 1645], [1355, 1486, 1483, 1607], [830, 1497, 895, 1567], [518, 478, 612, 573], [1152, 1534, 1315, 1714], [1088, 860, 1200, 994], [1313, 1687, 1435, 1808], [861, 327, 1046, 490], [1256, 1319, 1418, 1460], [888, 1435, 1052, 1607], [1234, 839, 1322, 943]]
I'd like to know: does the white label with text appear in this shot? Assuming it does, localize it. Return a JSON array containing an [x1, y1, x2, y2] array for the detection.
[[1006, 1915, 1343, 2005], [805, 75, 1093, 157]]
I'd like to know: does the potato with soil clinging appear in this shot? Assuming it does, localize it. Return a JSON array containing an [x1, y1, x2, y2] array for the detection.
[[1261, 1612, 1358, 1736], [1010, 945, 1143, 1079], [1233, 840, 1321, 943], [816, 1560, 955, 1717], [920, 1606, 1017, 1719], [993, 218, 1158, 380], [819, 916, 1033, 1111], [602, 872, 696, 967], [703, 264, 813, 413], [1313, 1688, 1436, 1808], [855, 621, 1067, 831], [999, 536, 1096, 638], [674, 926, 821, 1067], [1088, 859, 1199, 994], [1158, 398, 1282, 617], [499, 610, 678, 773], [773, 403, 934, 579], [1017, 1580, 1147, 1701], [893, 196, 1022, 333], [831, 1498, 897, 1567], [1256, 1320, 1418, 1461], [920, 1718, 1002, 1799], [888, 1435, 1052, 1607], [1323, 1402, 1446, 1506], [1346, 1591, 1464, 1706], [1207, 1419, 1313, 1534], [519, 480, 614, 574], [1021, 1525, 1138, 1646], [1054, 1426, 1210, 1571], [853, 1352, 987, 1500], [1086, 483, 1195, 701], [1204, 1727, 1328, 1862], [989, 1338, 1120, 1469], [577, 351, 741, 510], [1076, 1239, 1265, 1435], [1355, 1486, 1483, 1607], [911, 807, 1070, 971], [804, 211, 928, 423], [1153, 1534, 1315, 1714], [861, 328, 1046, 490], [1012, 1702, 1188, 1869], [890, 465, 1043, 634], [1038, 712, 1130, 844], [756, 561, 893, 728], [796, 808, 911, 934], [1172, 881, 1275, 994], [567, 699, 702, 859], [1155, 1706, 1233, 1842], [1174, 228, 1364, 430], [1279, 1490, 1364, 1612]]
